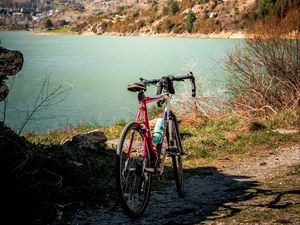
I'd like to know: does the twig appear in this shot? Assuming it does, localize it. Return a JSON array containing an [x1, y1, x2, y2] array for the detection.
[[18, 77, 70, 135]]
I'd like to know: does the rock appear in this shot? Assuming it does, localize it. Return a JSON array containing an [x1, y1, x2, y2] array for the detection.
[[0, 46, 24, 102], [0, 83, 9, 101], [272, 128, 299, 134], [61, 130, 108, 149], [0, 46, 23, 78], [106, 139, 119, 149], [209, 12, 218, 18], [259, 162, 267, 166]]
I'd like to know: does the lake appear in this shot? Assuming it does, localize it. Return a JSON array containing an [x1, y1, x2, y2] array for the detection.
[[0, 31, 241, 134]]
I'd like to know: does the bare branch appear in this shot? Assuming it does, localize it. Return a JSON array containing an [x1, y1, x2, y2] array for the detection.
[[18, 77, 71, 135]]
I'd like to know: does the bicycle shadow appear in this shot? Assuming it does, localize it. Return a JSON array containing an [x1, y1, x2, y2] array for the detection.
[[139, 166, 260, 225], [72, 166, 263, 224]]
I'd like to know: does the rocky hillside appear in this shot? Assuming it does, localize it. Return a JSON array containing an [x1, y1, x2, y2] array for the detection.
[[70, 0, 258, 35], [5, 0, 296, 36]]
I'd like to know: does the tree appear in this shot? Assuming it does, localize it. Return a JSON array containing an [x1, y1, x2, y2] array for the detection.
[[164, 19, 174, 31], [166, 0, 179, 15], [186, 9, 196, 33], [162, 6, 169, 15], [258, 0, 276, 17], [45, 19, 53, 29]]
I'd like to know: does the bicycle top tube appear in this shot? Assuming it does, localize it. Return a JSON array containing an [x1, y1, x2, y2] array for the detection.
[[143, 93, 169, 104]]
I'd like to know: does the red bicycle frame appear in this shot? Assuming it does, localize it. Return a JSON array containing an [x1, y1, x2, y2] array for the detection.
[[128, 92, 170, 161]]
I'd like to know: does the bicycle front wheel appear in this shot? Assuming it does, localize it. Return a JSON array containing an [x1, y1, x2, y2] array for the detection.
[[168, 114, 184, 198], [115, 122, 152, 219]]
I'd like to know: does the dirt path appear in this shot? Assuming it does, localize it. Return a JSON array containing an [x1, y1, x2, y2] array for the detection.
[[71, 145, 300, 225]]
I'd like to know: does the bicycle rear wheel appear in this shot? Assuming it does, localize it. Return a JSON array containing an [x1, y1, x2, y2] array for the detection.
[[115, 122, 152, 218], [168, 114, 184, 198]]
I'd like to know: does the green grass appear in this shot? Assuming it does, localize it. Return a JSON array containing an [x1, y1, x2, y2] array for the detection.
[[267, 110, 300, 129], [25, 106, 163, 145], [25, 123, 125, 145], [46, 25, 74, 34], [181, 112, 300, 162], [27, 111, 299, 161]]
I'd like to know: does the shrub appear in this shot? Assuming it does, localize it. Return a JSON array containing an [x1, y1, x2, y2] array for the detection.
[[164, 18, 175, 31], [165, 0, 180, 15], [186, 9, 196, 33], [225, 8, 300, 114], [44, 19, 53, 29], [258, 0, 276, 17]]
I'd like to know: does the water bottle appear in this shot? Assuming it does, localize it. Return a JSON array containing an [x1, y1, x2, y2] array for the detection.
[[152, 118, 164, 145]]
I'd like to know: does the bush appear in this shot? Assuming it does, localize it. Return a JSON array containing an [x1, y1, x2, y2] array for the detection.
[[165, 0, 179, 15], [44, 19, 53, 29], [258, 0, 275, 17], [164, 18, 175, 31], [186, 9, 196, 33], [225, 8, 300, 114]]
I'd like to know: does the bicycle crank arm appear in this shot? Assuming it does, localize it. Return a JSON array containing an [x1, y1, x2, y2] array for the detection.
[[144, 167, 155, 173]]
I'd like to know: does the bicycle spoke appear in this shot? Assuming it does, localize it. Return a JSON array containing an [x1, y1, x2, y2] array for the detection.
[[116, 122, 152, 218]]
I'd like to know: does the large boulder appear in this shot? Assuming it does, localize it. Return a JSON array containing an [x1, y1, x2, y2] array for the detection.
[[0, 46, 24, 101], [61, 129, 108, 149]]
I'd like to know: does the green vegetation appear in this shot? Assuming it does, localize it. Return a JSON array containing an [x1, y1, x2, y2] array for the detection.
[[258, 0, 276, 17], [45, 19, 53, 29], [47, 25, 74, 33], [26, 123, 124, 145], [178, 112, 299, 164], [252, 0, 300, 19], [186, 9, 196, 33], [26, 109, 300, 168], [164, 18, 175, 31], [166, 0, 180, 15]]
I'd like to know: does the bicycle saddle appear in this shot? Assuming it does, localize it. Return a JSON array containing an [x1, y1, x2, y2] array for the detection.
[[127, 82, 147, 92]]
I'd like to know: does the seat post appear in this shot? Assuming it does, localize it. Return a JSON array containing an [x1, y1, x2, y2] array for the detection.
[[138, 92, 145, 102]]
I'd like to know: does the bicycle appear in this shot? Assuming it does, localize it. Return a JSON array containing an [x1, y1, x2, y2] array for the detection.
[[115, 72, 196, 219]]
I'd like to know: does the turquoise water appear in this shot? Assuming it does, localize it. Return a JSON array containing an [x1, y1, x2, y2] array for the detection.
[[0, 31, 240, 134]]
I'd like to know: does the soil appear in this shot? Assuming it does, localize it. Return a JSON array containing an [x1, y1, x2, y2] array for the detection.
[[0, 123, 115, 225], [70, 145, 300, 224]]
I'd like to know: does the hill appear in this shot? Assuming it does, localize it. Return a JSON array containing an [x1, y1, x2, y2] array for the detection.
[[3, 0, 298, 37], [69, 0, 257, 36]]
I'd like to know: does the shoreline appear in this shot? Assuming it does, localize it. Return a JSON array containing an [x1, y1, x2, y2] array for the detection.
[[30, 30, 248, 39], [101, 30, 247, 39]]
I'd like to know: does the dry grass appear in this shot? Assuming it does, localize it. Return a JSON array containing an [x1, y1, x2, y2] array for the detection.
[[225, 8, 300, 115]]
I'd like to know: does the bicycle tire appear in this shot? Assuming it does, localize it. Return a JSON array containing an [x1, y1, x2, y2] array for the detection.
[[169, 114, 184, 198], [115, 121, 152, 218]]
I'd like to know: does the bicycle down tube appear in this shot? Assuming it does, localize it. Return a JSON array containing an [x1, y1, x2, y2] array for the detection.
[[135, 93, 170, 161]]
